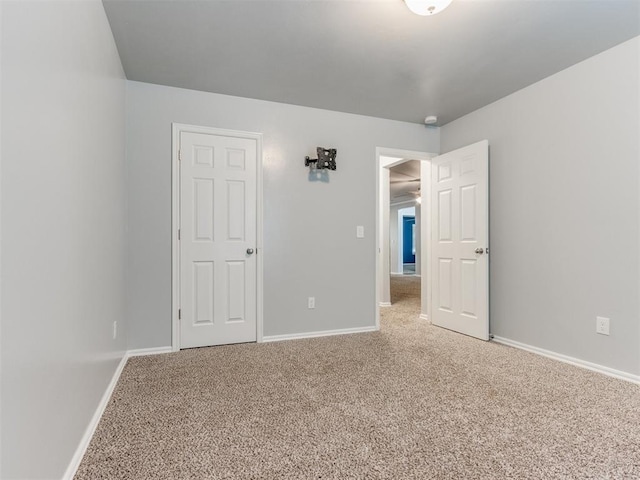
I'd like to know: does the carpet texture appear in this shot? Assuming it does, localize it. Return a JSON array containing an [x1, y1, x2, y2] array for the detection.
[[76, 276, 640, 479]]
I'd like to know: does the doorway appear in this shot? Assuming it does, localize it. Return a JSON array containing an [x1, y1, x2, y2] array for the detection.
[[376, 148, 433, 328], [375, 141, 490, 340]]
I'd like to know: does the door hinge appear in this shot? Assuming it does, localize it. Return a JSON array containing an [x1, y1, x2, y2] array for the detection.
[[178, 309, 181, 320], [178, 150, 182, 161], [178, 229, 181, 240]]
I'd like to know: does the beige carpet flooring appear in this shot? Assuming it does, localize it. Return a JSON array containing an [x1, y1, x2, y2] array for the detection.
[[76, 276, 640, 479]]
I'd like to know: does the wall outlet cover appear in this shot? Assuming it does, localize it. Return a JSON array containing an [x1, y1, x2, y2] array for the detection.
[[596, 316, 610, 336]]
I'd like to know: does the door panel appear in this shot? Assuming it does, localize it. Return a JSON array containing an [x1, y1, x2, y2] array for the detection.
[[193, 179, 214, 241], [180, 131, 257, 348], [431, 140, 489, 340], [193, 261, 214, 325], [226, 260, 246, 322]]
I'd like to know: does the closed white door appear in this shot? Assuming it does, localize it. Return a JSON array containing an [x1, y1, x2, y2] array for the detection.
[[431, 140, 489, 340], [180, 131, 257, 348]]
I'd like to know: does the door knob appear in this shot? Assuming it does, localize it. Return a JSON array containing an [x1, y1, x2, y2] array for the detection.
[[475, 247, 484, 254], [246, 248, 254, 255]]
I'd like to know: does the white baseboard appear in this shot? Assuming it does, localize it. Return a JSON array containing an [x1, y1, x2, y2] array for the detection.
[[127, 346, 173, 357], [419, 314, 430, 322], [379, 302, 392, 307], [262, 326, 378, 343], [492, 336, 640, 385], [63, 346, 173, 479], [62, 352, 128, 480]]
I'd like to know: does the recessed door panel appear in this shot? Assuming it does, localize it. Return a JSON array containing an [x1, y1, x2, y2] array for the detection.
[[438, 162, 452, 182], [438, 190, 452, 242], [193, 178, 214, 242], [227, 180, 245, 241], [460, 154, 475, 176], [193, 145, 214, 167], [460, 185, 477, 242], [438, 258, 453, 312], [227, 261, 245, 323], [193, 261, 214, 325], [460, 259, 477, 318], [227, 148, 246, 170]]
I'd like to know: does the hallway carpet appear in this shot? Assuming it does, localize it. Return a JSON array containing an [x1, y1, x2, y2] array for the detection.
[[76, 276, 640, 479]]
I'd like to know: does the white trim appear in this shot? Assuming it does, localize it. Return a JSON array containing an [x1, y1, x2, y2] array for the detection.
[[171, 124, 180, 352], [127, 346, 173, 357], [419, 314, 430, 322], [262, 326, 378, 343], [62, 353, 128, 480], [171, 123, 264, 351], [375, 147, 436, 331], [379, 302, 392, 307], [256, 132, 264, 343], [492, 336, 640, 385], [63, 346, 176, 479], [0, 1, 3, 464]]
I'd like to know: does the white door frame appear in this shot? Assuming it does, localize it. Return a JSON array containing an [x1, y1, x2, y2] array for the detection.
[[375, 147, 436, 329], [171, 123, 264, 351]]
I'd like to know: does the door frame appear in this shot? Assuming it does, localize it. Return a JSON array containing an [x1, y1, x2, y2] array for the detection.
[[171, 123, 264, 351], [375, 147, 436, 329]]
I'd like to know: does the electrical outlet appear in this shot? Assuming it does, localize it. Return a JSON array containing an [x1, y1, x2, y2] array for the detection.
[[308, 297, 315, 309], [596, 316, 610, 336], [112, 321, 118, 340]]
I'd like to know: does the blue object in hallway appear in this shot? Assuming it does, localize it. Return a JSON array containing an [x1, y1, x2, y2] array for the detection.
[[403, 216, 415, 264]]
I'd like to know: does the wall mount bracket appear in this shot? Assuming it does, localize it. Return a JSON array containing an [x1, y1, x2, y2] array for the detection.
[[305, 147, 337, 170]]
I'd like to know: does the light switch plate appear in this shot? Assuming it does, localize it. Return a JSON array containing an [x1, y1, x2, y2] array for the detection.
[[356, 226, 364, 238]]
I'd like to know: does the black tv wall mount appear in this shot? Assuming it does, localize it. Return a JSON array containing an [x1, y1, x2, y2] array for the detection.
[[305, 147, 337, 171]]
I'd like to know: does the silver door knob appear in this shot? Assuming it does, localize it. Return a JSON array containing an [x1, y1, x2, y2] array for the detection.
[[475, 247, 484, 254], [246, 248, 254, 255]]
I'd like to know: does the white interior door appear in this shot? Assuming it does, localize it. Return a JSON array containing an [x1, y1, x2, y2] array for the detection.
[[431, 140, 489, 340], [180, 131, 257, 348]]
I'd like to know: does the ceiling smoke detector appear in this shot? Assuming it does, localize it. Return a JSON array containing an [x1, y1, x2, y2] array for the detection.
[[404, 0, 453, 16], [424, 115, 438, 125]]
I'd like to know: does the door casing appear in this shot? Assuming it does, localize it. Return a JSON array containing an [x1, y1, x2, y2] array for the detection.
[[171, 123, 264, 351]]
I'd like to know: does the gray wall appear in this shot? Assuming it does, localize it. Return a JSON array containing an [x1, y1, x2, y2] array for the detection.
[[126, 81, 439, 349], [1, 1, 126, 478], [441, 36, 640, 376]]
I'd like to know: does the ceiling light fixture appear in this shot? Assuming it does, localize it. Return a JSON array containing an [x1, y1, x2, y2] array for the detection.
[[404, 0, 452, 16]]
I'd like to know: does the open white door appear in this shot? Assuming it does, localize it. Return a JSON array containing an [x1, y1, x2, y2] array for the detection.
[[179, 130, 258, 348], [430, 140, 489, 340]]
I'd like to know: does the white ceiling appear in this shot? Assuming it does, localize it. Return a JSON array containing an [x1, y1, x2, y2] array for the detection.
[[390, 160, 421, 202], [103, 0, 640, 125]]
